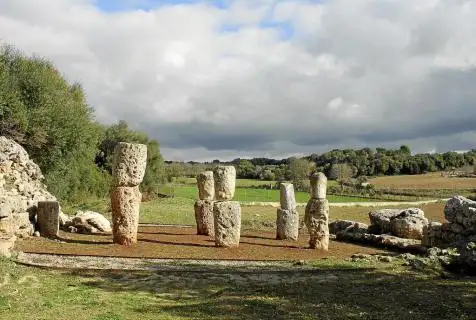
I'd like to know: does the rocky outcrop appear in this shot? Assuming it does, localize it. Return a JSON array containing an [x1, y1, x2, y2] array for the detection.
[[423, 196, 476, 248], [0, 137, 59, 238], [69, 211, 112, 234]]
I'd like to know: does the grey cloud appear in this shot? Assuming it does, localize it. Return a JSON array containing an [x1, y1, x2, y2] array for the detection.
[[0, 0, 475, 161]]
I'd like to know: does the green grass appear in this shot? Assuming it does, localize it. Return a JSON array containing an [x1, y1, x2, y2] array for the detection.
[[1, 257, 475, 320], [159, 185, 376, 203]]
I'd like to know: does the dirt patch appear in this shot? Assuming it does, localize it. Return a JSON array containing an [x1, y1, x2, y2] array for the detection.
[[369, 172, 476, 190], [14, 226, 386, 261]]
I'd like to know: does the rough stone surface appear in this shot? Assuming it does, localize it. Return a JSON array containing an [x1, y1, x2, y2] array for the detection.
[[0, 137, 60, 238], [276, 209, 299, 240], [213, 201, 241, 248], [196, 171, 215, 200], [304, 198, 329, 250], [279, 183, 296, 210], [391, 210, 428, 240], [422, 196, 476, 248], [0, 235, 16, 258], [112, 142, 147, 187], [194, 200, 215, 236], [111, 186, 141, 245], [329, 220, 368, 235], [37, 201, 60, 238], [368, 208, 426, 238], [459, 242, 476, 270], [309, 172, 327, 199], [336, 229, 426, 253], [213, 166, 236, 201], [444, 196, 476, 230], [71, 211, 112, 233]]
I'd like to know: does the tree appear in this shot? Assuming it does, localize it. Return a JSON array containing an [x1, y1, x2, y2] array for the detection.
[[328, 163, 353, 190], [288, 157, 315, 192]]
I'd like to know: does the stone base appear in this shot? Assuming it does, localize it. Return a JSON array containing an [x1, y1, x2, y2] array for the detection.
[[111, 186, 141, 246], [37, 201, 60, 239], [276, 209, 299, 240], [213, 201, 241, 248], [194, 200, 215, 236], [304, 199, 329, 250]]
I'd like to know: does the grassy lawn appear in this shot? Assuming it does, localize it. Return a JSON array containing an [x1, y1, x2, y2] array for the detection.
[[158, 184, 376, 203], [1, 257, 475, 320], [62, 197, 447, 230]]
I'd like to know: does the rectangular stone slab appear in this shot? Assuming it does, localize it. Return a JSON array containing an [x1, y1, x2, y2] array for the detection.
[[37, 201, 60, 239], [213, 201, 241, 248]]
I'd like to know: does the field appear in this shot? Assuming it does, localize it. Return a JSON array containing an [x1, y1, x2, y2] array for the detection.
[[370, 172, 476, 190], [159, 184, 375, 204], [63, 197, 447, 230]]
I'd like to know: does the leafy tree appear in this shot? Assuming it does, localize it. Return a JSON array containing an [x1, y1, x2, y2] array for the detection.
[[288, 157, 315, 191]]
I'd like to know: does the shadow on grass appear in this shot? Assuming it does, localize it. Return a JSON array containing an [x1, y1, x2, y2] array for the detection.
[[68, 263, 476, 320]]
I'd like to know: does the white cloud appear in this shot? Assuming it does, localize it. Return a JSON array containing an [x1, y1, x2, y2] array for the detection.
[[0, 0, 475, 160]]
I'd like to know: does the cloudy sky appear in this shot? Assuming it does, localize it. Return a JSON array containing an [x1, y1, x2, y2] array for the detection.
[[1, 0, 475, 161]]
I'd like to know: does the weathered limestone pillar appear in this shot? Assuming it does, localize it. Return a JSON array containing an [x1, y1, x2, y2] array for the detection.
[[276, 183, 299, 240], [213, 166, 241, 247], [197, 171, 215, 200], [309, 172, 327, 199], [304, 172, 330, 250], [111, 142, 147, 246], [37, 201, 60, 239], [194, 171, 215, 236], [213, 166, 236, 201]]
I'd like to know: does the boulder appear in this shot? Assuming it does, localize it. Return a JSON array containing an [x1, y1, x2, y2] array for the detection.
[[194, 200, 215, 236], [329, 220, 366, 235], [111, 186, 141, 245], [368, 209, 401, 234], [112, 142, 148, 187], [196, 171, 215, 200], [71, 211, 112, 233], [0, 235, 16, 258], [309, 172, 327, 199], [213, 166, 236, 201], [276, 208, 299, 240], [390, 210, 428, 240], [304, 198, 329, 250], [213, 201, 241, 248], [279, 183, 296, 210], [444, 196, 476, 230]]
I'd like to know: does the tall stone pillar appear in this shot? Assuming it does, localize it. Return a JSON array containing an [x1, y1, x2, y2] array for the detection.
[[304, 172, 330, 250], [213, 166, 241, 248], [37, 201, 60, 239], [194, 171, 215, 236], [111, 142, 147, 245], [276, 183, 299, 240]]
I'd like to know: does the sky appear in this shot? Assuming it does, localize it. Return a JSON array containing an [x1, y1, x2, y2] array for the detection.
[[0, 0, 475, 161]]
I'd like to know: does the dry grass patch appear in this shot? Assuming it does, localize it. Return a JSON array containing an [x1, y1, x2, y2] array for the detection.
[[370, 172, 476, 190]]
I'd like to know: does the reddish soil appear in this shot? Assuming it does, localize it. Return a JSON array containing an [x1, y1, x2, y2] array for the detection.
[[15, 226, 385, 261]]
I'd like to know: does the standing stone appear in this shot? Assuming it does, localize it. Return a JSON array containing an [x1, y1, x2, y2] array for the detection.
[[213, 166, 236, 201], [197, 171, 215, 201], [304, 199, 329, 250], [276, 209, 299, 240], [194, 200, 215, 236], [276, 183, 299, 240], [213, 201, 241, 248], [37, 201, 60, 238], [112, 142, 148, 187], [309, 172, 327, 199], [280, 183, 296, 210], [111, 186, 141, 246]]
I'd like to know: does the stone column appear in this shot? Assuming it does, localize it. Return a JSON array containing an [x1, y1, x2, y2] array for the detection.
[[111, 142, 147, 246], [304, 172, 330, 250], [213, 166, 241, 248], [276, 183, 299, 240], [194, 171, 215, 236], [37, 201, 60, 239]]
